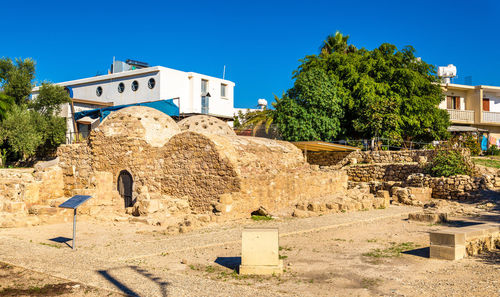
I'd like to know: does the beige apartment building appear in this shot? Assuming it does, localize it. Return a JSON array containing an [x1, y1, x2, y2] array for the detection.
[[441, 83, 500, 141]]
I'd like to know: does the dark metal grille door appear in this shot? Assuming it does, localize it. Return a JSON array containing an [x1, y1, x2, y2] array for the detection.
[[118, 171, 133, 207]]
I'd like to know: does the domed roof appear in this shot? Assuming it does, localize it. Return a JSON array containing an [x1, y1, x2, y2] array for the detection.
[[177, 115, 236, 136], [98, 106, 180, 147]]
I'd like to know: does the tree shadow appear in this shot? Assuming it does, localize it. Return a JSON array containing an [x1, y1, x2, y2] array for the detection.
[[49, 237, 72, 249], [476, 250, 500, 265], [97, 266, 170, 297], [214, 257, 241, 272]]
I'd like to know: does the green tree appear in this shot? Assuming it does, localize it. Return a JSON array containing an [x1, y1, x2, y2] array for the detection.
[[0, 58, 35, 105], [0, 93, 14, 120], [276, 33, 450, 144], [0, 105, 43, 159], [275, 66, 343, 141], [30, 83, 70, 116]]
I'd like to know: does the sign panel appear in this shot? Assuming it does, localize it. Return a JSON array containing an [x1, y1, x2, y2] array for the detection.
[[59, 195, 92, 209]]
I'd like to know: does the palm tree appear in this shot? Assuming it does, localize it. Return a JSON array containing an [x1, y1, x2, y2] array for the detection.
[[320, 31, 357, 55], [238, 96, 280, 136]]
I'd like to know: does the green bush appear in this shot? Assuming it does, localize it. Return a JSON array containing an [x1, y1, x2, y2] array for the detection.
[[462, 134, 481, 156], [426, 150, 472, 177], [485, 144, 500, 156]]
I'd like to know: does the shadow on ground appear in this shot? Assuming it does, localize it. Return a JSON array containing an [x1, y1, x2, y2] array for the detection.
[[402, 247, 429, 258], [49, 237, 72, 249], [98, 266, 170, 297], [215, 257, 241, 272]]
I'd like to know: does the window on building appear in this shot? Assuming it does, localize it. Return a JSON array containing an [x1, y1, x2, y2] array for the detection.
[[446, 96, 460, 110], [118, 82, 125, 93], [221, 83, 227, 98], [96, 86, 103, 97], [148, 78, 156, 89], [131, 80, 139, 92], [201, 79, 208, 93]]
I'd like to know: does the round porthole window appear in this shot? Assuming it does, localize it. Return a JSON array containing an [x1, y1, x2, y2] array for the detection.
[[131, 80, 139, 92], [148, 78, 156, 89], [96, 86, 103, 97], [118, 82, 125, 93]]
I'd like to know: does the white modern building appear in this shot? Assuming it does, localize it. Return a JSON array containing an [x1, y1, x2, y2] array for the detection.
[[31, 60, 236, 142]]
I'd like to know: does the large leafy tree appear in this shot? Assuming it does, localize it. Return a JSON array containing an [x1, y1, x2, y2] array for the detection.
[[30, 82, 70, 116], [0, 58, 35, 105], [275, 33, 450, 144], [0, 58, 68, 164]]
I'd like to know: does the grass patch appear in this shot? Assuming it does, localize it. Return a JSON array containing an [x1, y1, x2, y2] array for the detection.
[[279, 255, 288, 260], [38, 242, 61, 249], [363, 242, 419, 258], [279, 246, 292, 251], [472, 157, 500, 169], [251, 215, 273, 221], [361, 277, 382, 289]]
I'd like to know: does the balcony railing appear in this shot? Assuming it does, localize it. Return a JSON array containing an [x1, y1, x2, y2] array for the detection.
[[482, 111, 500, 123], [447, 109, 474, 123]]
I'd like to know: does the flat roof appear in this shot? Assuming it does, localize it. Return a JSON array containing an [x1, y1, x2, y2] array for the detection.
[[442, 83, 500, 91], [71, 98, 113, 106], [32, 66, 235, 91], [292, 141, 360, 152]]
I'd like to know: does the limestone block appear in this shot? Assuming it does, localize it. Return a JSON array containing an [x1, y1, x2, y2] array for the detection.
[[409, 212, 447, 223], [4, 201, 26, 213], [134, 199, 163, 216], [240, 228, 283, 275], [430, 245, 466, 260], [408, 187, 432, 202], [430, 230, 466, 246]]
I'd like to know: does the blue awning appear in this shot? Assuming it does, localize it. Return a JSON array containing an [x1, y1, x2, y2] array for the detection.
[[74, 99, 179, 122]]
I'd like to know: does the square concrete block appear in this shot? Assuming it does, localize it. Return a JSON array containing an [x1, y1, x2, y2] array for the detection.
[[430, 230, 465, 246], [240, 228, 283, 275], [430, 245, 466, 260]]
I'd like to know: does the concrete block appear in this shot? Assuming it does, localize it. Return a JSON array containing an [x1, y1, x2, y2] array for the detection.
[[240, 228, 283, 275], [430, 245, 466, 260], [430, 230, 465, 246]]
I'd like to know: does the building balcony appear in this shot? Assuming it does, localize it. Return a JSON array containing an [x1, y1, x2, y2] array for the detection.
[[482, 111, 500, 123], [447, 109, 474, 123]]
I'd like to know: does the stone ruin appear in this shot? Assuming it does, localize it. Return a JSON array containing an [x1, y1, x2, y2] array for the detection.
[[0, 106, 355, 230]]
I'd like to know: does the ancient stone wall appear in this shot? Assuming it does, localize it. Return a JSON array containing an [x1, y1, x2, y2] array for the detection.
[[346, 163, 424, 182], [57, 143, 92, 195], [406, 173, 495, 200], [306, 149, 437, 167], [306, 151, 351, 166]]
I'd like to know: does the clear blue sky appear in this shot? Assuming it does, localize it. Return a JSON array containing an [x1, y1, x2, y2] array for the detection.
[[2, 0, 499, 108]]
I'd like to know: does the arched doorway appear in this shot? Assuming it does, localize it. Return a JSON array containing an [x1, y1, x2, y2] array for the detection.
[[117, 170, 133, 208]]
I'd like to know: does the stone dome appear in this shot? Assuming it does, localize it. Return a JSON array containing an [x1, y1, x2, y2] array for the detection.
[[177, 115, 236, 136], [97, 106, 181, 147]]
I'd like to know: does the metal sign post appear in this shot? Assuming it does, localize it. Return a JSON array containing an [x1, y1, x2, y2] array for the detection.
[[58, 195, 92, 250]]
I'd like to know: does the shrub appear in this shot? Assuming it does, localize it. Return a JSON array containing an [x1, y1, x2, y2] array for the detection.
[[485, 144, 500, 156], [426, 150, 472, 177], [462, 134, 481, 156]]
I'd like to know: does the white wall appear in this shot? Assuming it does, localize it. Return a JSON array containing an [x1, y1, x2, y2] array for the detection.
[[187, 72, 235, 117], [484, 92, 500, 112]]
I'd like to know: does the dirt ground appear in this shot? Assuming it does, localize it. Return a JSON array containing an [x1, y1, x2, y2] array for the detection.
[[0, 204, 498, 297], [0, 262, 122, 297]]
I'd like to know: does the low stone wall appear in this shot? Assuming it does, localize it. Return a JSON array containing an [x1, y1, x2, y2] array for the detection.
[[306, 149, 437, 167], [406, 174, 495, 200], [346, 163, 423, 182], [306, 151, 351, 167]]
